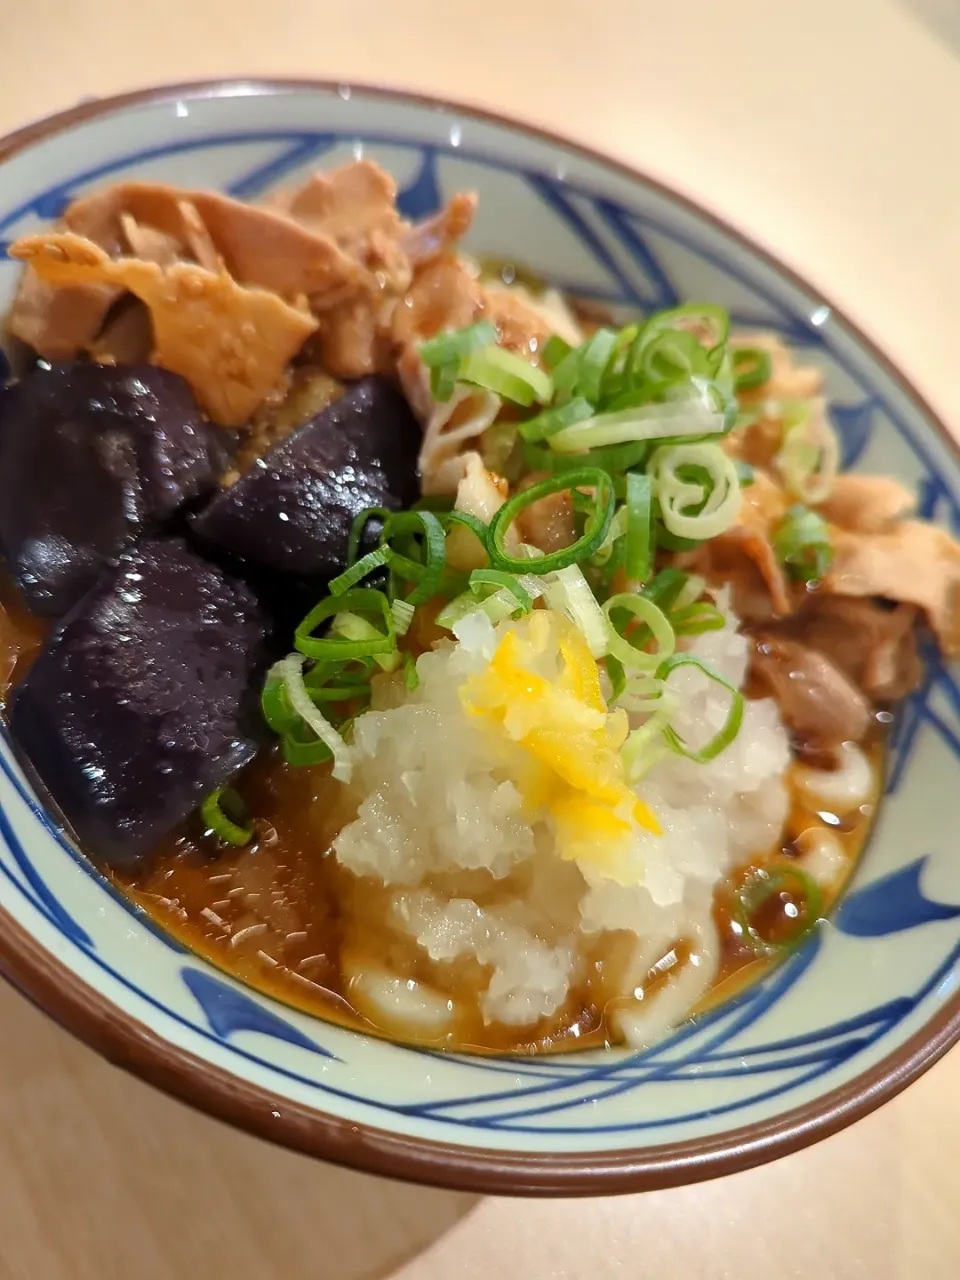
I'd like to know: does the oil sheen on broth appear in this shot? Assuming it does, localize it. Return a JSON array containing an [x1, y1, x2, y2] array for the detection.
[[0, 577, 881, 1054]]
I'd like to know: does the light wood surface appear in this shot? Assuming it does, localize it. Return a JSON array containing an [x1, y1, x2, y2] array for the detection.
[[0, 1, 958, 1276]]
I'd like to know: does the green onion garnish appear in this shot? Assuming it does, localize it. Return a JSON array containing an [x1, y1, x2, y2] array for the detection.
[[574, 328, 618, 403], [773, 504, 833, 583], [671, 601, 726, 635], [519, 396, 594, 443], [295, 588, 396, 662], [378, 510, 448, 604], [469, 569, 535, 614], [521, 438, 649, 477], [419, 320, 498, 369], [328, 546, 393, 595], [487, 468, 616, 574], [457, 345, 554, 407], [548, 394, 725, 455], [278, 654, 353, 780], [347, 506, 390, 568], [637, 329, 711, 384], [391, 598, 416, 635], [200, 788, 254, 847], [732, 865, 823, 957], [655, 653, 744, 762], [542, 334, 573, 369], [603, 592, 676, 672], [624, 471, 654, 582], [732, 346, 773, 392], [649, 442, 742, 540], [281, 721, 335, 768]]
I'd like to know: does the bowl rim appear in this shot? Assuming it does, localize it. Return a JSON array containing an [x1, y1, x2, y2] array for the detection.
[[1, 76, 959, 1197]]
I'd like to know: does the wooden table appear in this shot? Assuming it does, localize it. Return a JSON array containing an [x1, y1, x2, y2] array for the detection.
[[0, 1, 958, 1275]]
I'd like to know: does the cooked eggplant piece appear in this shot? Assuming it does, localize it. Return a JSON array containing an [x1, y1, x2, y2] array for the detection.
[[9, 538, 268, 868], [190, 375, 420, 578], [0, 362, 230, 616]]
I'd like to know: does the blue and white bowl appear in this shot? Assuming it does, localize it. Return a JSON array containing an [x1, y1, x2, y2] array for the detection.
[[1, 80, 958, 1195]]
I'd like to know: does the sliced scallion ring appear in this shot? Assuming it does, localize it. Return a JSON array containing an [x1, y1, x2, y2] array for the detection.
[[603, 592, 676, 672], [295, 589, 396, 662], [624, 471, 654, 582], [457, 345, 554, 407], [655, 653, 744, 762], [419, 320, 498, 368], [519, 396, 595, 443], [773, 503, 833, 582], [574, 328, 619, 403], [733, 865, 823, 957], [732, 346, 773, 392], [649, 442, 743, 540], [487, 468, 615, 573], [200, 788, 254, 847], [280, 653, 353, 780], [468, 569, 535, 614], [328, 546, 393, 595]]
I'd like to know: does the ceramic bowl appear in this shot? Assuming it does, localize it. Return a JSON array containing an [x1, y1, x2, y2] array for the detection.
[[1, 80, 959, 1196]]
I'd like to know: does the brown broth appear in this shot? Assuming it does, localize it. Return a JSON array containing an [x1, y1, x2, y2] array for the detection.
[[0, 578, 882, 1056]]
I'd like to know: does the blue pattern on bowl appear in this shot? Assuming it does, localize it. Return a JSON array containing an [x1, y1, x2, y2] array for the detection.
[[1, 97, 959, 1159]]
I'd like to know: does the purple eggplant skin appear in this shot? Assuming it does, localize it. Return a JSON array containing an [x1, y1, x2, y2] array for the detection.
[[9, 538, 270, 869], [0, 363, 231, 617], [190, 376, 421, 579]]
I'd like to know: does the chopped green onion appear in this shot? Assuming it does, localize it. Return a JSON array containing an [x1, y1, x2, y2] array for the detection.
[[548, 389, 725, 454], [281, 725, 335, 768], [430, 362, 458, 402], [403, 650, 420, 691], [775, 402, 840, 503], [419, 320, 498, 368], [200, 788, 254, 847], [773, 504, 833, 583], [519, 396, 594, 443], [733, 864, 823, 956], [655, 653, 744, 762], [457, 346, 554, 407], [732, 346, 773, 392], [621, 696, 676, 781], [295, 589, 396, 662], [379, 510, 448, 604], [649, 442, 743, 540], [391, 598, 416, 635], [671, 602, 726, 635], [522, 437, 649, 477], [332, 611, 401, 673], [605, 653, 627, 702], [643, 568, 690, 614], [550, 344, 584, 395], [541, 563, 608, 657], [639, 303, 730, 353], [542, 334, 573, 369], [574, 328, 618, 403], [603, 593, 676, 672], [347, 506, 390, 568], [487, 468, 615, 574], [637, 329, 711, 384], [328, 546, 393, 595], [624, 472, 654, 582], [279, 653, 353, 780], [262, 676, 298, 735], [469, 569, 534, 614], [671, 573, 706, 611]]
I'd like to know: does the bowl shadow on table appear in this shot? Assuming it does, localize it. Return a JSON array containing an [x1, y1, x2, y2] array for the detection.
[[0, 981, 478, 1280]]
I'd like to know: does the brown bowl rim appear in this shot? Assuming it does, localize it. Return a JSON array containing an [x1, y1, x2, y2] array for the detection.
[[0, 76, 958, 1197]]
